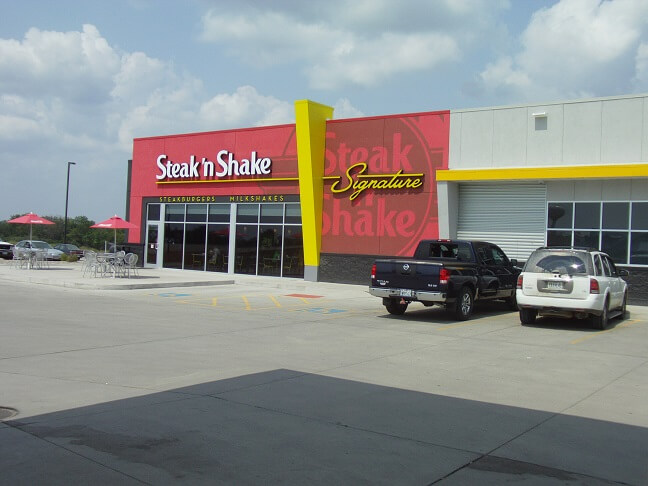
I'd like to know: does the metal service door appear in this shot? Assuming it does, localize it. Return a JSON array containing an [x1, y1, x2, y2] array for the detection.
[[145, 222, 163, 267]]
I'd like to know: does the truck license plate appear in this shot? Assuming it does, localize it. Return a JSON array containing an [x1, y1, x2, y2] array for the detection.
[[547, 281, 564, 290], [400, 289, 413, 297]]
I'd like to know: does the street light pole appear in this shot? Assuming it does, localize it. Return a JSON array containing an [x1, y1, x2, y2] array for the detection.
[[64, 162, 76, 244]]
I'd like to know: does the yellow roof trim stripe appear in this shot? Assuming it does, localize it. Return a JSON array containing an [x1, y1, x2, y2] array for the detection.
[[436, 164, 648, 182]]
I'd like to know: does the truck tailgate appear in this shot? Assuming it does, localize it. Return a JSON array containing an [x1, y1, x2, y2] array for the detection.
[[374, 260, 443, 291]]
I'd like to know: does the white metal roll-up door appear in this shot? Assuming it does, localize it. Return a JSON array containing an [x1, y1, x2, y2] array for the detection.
[[457, 182, 546, 261]]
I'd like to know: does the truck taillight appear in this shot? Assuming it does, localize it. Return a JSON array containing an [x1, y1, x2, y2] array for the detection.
[[439, 268, 450, 285], [590, 277, 600, 294], [517, 275, 523, 289], [371, 263, 376, 280]]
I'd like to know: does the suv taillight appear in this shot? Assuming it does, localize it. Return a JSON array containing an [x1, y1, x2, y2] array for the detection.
[[590, 277, 600, 294], [439, 268, 450, 285], [371, 263, 376, 280], [517, 275, 523, 289]]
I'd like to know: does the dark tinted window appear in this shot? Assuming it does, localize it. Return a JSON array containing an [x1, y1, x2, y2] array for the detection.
[[602, 202, 629, 229], [547, 203, 572, 228], [525, 250, 591, 275], [574, 203, 600, 229]]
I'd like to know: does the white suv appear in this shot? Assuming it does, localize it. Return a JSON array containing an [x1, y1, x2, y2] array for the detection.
[[516, 247, 628, 329]]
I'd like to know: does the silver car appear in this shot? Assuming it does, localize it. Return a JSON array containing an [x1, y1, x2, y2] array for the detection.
[[516, 247, 628, 329], [14, 240, 65, 261]]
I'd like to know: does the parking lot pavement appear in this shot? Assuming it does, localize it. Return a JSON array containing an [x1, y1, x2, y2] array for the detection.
[[1, 275, 647, 484]]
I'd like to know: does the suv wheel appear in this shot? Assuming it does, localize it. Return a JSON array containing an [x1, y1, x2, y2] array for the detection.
[[519, 308, 537, 325], [620, 292, 628, 319], [591, 300, 609, 330]]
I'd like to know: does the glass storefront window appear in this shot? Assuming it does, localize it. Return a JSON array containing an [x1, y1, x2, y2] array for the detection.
[[155, 202, 303, 276], [283, 226, 303, 277], [574, 231, 599, 249], [574, 203, 600, 229], [184, 223, 206, 270], [209, 204, 230, 223], [632, 202, 648, 230], [163, 223, 184, 269], [547, 203, 572, 228], [237, 204, 259, 223], [547, 230, 571, 247], [602, 202, 629, 229], [147, 204, 161, 221], [186, 204, 207, 223], [258, 225, 282, 276], [547, 201, 647, 265], [207, 224, 229, 272], [285, 204, 301, 224], [165, 204, 185, 222], [630, 232, 648, 264], [602, 232, 628, 263], [235, 224, 258, 275], [260, 204, 283, 224]]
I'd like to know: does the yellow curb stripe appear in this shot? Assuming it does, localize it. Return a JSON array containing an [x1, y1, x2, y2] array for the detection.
[[242, 295, 251, 310], [270, 295, 282, 307]]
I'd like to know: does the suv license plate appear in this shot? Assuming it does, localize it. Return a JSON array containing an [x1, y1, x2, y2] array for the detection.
[[400, 289, 413, 297], [547, 281, 564, 290]]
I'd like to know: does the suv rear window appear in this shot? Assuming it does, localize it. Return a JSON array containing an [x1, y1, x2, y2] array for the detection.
[[523, 250, 592, 275]]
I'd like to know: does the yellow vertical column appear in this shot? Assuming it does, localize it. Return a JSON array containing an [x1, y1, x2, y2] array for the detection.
[[294, 100, 334, 282]]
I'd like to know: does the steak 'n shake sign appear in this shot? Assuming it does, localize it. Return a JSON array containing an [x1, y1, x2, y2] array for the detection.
[[156, 150, 273, 182]]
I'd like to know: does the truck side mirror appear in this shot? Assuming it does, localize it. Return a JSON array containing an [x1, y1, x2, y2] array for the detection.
[[510, 259, 518, 267]]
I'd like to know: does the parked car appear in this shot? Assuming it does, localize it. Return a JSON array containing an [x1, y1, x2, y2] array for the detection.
[[14, 240, 65, 261], [0, 239, 13, 259], [516, 247, 628, 329], [369, 239, 521, 320], [54, 243, 84, 257]]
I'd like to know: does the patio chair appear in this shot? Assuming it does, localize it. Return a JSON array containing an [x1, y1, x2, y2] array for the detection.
[[112, 251, 126, 277], [82, 251, 102, 277], [33, 249, 48, 269], [11, 248, 28, 269], [123, 252, 139, 278]]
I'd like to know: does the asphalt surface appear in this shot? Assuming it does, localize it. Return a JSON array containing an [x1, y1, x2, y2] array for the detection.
[[0, 260, 647, 485]]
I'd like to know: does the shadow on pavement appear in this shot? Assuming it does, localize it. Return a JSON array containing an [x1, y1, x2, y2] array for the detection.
[[2, 370, 646, 485]]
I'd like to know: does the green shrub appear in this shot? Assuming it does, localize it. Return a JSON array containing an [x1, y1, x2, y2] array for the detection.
[[60, 254, 69, 262], [67, 254, 79, 263]]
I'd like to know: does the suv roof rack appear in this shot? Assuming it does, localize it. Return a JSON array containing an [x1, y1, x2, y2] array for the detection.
[[536, 246, 597, 252]]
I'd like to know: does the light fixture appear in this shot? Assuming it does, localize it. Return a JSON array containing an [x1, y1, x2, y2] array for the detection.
[[532, 111, 547, 117], [64, 161, 76, 244]]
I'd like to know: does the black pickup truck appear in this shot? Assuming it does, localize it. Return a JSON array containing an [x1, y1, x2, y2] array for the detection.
[[369, 240, 521, 320]]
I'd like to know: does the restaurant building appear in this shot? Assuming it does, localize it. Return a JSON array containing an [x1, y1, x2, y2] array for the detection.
[[127, 94, 648, 299]]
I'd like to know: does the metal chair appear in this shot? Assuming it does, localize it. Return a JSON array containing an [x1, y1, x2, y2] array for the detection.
[[123, 252, 139, 278]]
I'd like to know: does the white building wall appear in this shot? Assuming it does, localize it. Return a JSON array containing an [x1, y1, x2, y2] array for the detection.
[[449, 94, 648, 168]]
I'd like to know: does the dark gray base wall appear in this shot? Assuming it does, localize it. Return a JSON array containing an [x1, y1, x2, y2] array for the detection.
[[319, 253, 378, 286], [619, 267, 648, 306], [318, 256, 648, 306]]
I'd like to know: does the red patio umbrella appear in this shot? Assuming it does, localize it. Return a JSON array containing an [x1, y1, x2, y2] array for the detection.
[[91, 215, 138, 251], [8, 212, 55, 241]]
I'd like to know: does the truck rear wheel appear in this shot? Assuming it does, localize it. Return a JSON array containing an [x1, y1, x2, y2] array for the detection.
[[453, 287, 474, 320], [385, 299, 408, 315]]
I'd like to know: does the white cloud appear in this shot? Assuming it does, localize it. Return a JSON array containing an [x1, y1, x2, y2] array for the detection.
[[333, 98, 365, 119], [634, 42, 648, 89], [199, 86, 293, 128], [200, 0, 506, 90], [0, 23, 305, 221], [479, 0, 648, 101]]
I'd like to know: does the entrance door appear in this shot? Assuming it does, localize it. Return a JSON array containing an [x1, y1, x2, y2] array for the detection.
[[145, 222, 162, 267]]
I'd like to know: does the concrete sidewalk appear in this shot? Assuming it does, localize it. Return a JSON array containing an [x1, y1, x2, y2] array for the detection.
[[0, 259, 335, 291]]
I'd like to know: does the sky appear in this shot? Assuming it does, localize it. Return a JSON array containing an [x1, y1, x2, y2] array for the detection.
[[1, 0, 648, 223]]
